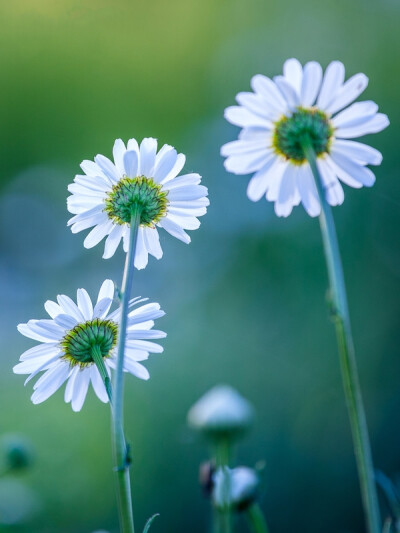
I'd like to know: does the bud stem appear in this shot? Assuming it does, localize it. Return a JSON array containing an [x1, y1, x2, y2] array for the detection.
[[246, 503, 269, 533], [214, 439, 232, 533], [301, 136, 381, 533], [111, 205, 141, 533]]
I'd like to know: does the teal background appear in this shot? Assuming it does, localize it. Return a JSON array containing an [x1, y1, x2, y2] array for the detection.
[[0, 0, 399, 531]]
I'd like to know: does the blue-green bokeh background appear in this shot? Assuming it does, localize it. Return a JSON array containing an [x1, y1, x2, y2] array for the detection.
[[1, 1, 399, 531]]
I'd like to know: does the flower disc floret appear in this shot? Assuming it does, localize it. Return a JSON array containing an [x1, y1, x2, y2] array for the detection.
[[104, 176, 169, 227], [273, 108, 333, 163], [61, 318, 118, 367]]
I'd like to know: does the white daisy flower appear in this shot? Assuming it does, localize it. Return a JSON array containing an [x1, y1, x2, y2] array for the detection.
[[14, 280, 166, 411], [221, 58, 389, 217], [67, 138, 209, 268]]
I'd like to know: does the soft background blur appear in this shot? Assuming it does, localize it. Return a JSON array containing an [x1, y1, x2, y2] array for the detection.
[[0, 0, 399, 532]]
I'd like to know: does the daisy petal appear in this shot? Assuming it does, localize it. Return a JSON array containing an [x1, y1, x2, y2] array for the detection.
[[224, 106, 272, 129], [94, 155, 119, 184], [326, 73, 368, 115], [283, 58, 303, 94], [330, 151, 376, 187], [71, 369, 91, 412], [113, 139, 126, 176], [139, 138, 157, 176], [123, 150, 139, 179], [97, 279, 115, 303], [332, 140, 382, 165], [123, 359, 150, 380], [77, 288, 93, 321], [31, 363, 70, 404], [103, 225, 123, 259], [301, 61, 323, 106], [297, 164, 321, 217], [317, 61, 345, 110], [335, 113, 389, 138]]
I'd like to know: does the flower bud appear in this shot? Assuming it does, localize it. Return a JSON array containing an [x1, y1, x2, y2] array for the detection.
[[213, 466, 259, 511], [187, 385, 254, 441], [0, 435, 34, 472]]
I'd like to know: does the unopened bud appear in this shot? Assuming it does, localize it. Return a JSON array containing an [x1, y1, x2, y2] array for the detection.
[[1, 435, 33, 472], [187, 385, 254, 441], [213, 466, 259, 511]]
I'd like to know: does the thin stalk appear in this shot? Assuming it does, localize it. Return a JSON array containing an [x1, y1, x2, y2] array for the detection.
[[91, 344, 112, 403], [301, 137, 381, 533], [214, 439, 233, 533], [245, 503, 269, 533], [112, 206, 141, 533]]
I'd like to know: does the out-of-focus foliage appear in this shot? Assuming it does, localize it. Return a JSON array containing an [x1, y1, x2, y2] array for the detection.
[[1, 1, 399, 532]]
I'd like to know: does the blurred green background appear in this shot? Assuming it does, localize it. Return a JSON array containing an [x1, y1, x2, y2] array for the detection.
[[1, 0, 399, 531]]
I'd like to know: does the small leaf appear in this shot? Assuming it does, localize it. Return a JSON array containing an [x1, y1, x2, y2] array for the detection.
[[143, 513, 159, 533]]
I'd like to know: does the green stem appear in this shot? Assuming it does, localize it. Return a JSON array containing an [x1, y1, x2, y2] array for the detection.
[[245, 503, 269, 533], [112, 206, 141, 533], [301, 137, 381, 533], [214, 439, 233, 533], [91, 344, 112, 403]]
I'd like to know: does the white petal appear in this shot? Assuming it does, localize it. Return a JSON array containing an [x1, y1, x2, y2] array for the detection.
[[300, 61, 323, 106], [250, 74, 288, 113], [127, 329, 166, 340], [134, 227, 149, 270], [160, 153, 186, 184], [90, 366, 109, 403], [224, 149, 273, 175], [317, 158, 344, 206], [332, 101, 378, 128], [274, 165, 298, 217], [123, 359, 150, 380], [139, 138, 157, 176], [19, 343, 59, 361], [65, 367, 79, 403], [283, 58, 303, 94], [235, 92, 276, 121], [67, 195, 103, 215], [93, 297, 113, 319], [224, 106, 272, 129], [97, 279, 115, 303], [153, 147, 178, 183], [44, 300, 63, 319], [167, 214, 200, 230], [325, 155, 362, 189], [23, 320, 64, 341], [266, 160, 288, 202], [221, 138, 269, 158], [103, 225, 123, 259], [123, 150, 139, 179], [83, 220, 114, 249], [31, 363, 70, 404], [326, 73, 368, 115], [125, 348, 149, 361], [317, 61, 345, 110], [335, 113, 389, 138], [159, 217, 190, 244], [246, 154, 278, 202], [125, 340, 163, 353], [297, 164, 321, 217], [162, 173, 201, 190], [53, 314, 78, 330], [71, 369, 90, 412], [77, 288, 93, 321], [24, 354, 62, 385], [57, 295, 85, 322], [94, 154, 119, 184], [168, 185, 208, 202], [127, 138, 140, 154], [143, 227, 163, 259], [332, 140, 382, 165], [14, 353, 60, 375], [80, 160, 108, 180], [67, 205, 105, 227], [330, 152, 376, 187], [70, 212, 107, 234], [273, 76, 300, 110], [113, 139, 127, 176]]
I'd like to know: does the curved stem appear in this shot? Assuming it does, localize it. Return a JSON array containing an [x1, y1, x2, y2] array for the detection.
[[91, 344, 112, 403], [301, 137, 381, 533], [112, 207, 141, 533], [245, 503, 269, 533]]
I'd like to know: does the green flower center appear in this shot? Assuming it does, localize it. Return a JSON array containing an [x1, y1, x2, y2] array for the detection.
[[61, 319, 118, 368], [272, 108, 333, 164], [104, 176, 169, 226]]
